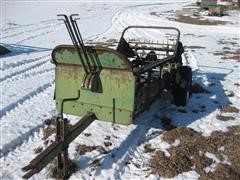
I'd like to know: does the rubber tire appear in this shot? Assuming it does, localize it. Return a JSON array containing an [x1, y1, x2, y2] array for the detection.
[[173, 66, 192, 106]]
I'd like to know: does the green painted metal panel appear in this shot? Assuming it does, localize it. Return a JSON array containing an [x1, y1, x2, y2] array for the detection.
[[53, 46, 135, 125], [52, 45, 132, 70]]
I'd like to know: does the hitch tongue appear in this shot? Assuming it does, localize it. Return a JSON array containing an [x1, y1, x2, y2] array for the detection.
[[22, 112, 96, 179]]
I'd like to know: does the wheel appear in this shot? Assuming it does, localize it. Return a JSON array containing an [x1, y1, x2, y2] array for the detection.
[[172, 66, 192, 106]]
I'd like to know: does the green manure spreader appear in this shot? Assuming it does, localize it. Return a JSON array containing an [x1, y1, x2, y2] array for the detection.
[[22, 14, 192, 179]]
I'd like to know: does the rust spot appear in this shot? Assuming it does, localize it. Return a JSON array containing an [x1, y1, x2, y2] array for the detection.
[[54, 45, 79, 54], [53, 45, 132, 70], [93, 46, 132, 70], [58, 64, 82, 82], [65, 47, 78, 54]]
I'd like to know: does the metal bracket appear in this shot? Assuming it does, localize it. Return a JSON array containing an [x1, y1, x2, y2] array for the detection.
[[22, 90, 96, 179]]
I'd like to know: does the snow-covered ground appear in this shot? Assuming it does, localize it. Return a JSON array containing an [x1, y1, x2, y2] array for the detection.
[[0, 0, 239, 179]]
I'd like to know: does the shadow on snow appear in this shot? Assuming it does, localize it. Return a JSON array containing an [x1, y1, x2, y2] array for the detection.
[[0, 43, 51, 57], [75, 66, 233, 177]]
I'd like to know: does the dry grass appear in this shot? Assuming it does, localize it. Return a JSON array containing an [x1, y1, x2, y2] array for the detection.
[[213, 49, 240, 62], [83, 133, 92, 137], [220, 105, 239, 113], [150, 7, 226, 26], [104, 141, 112, 147], [217, 39, 239, 46], [216, 115, 235, 121], [75, 144, 96, 155], [184, 45, 206, 49], [90, 159, 101, 168], [171, 14, 226, 25], [148, 126, 240, 179], [42, 126, 55, 140], [104, 135, 111, 140], [184, 33, 205, 37], [34, 146, 43, 154], [150, 12, 158, 16], [106, 38, 118, 43], [226, 91, 235, 97], [48, 158, 77, 179], [144, 144, 155, 153], [200, 163, 240, 180], [234, 82, 240, 87], [75, 144, 108, 155]]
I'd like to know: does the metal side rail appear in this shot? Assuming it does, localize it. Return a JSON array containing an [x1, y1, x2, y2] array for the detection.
[[22, 112, 96, 179]]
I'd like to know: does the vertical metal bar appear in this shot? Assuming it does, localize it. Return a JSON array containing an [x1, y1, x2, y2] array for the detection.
[[57, 15, 77, 48], [56, 117, 63, 172], [112, 98, 115, 123], [62, 118, 69, 179], [59, 90, 80, 178], [22, 113, 96, 179], [62, 20, 75, 45], [74, 20, 97, 73], [57, 14, 89, 74], [69, 15, 92, 73], [70, 16, 85, 47]]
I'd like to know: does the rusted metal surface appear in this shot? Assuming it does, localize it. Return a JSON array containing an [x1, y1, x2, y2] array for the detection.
[[22, 112, 96, 179], [52, 25, 183, 125], [54, 63, 135, 125], [22, 14, 192, 179], [52, 45, 132, 70]]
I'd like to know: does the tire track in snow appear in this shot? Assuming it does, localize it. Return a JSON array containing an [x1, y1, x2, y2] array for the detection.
[[111, 101, 167, 177], [0, 81, 54, 119], [0, 125, 44, 157], [93, 0, 192, 42], [2, 67, 54, 85], [91, 4, 150, 42], [0, 130, 45, 179], [1, 19, 57, 33], [111, 125, 150, 178], [88, 3, 195, 177], [2, 24, 56, 45], [15, 67, 54, 82], [1, 54, 50, 71], [1, 22, 62, 40], [15, 30, 54, 44], [0, 82, 56, 179], [0, 58, 51, 82], [0, 84, 55, 156], [2, 60, 54, 87], [0, 86, 55, 179], [0, 1, 199, 179]]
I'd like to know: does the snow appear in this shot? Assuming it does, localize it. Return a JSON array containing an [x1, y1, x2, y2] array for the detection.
[[1, 0, 240, 179], [204, 152, 231, 173]]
